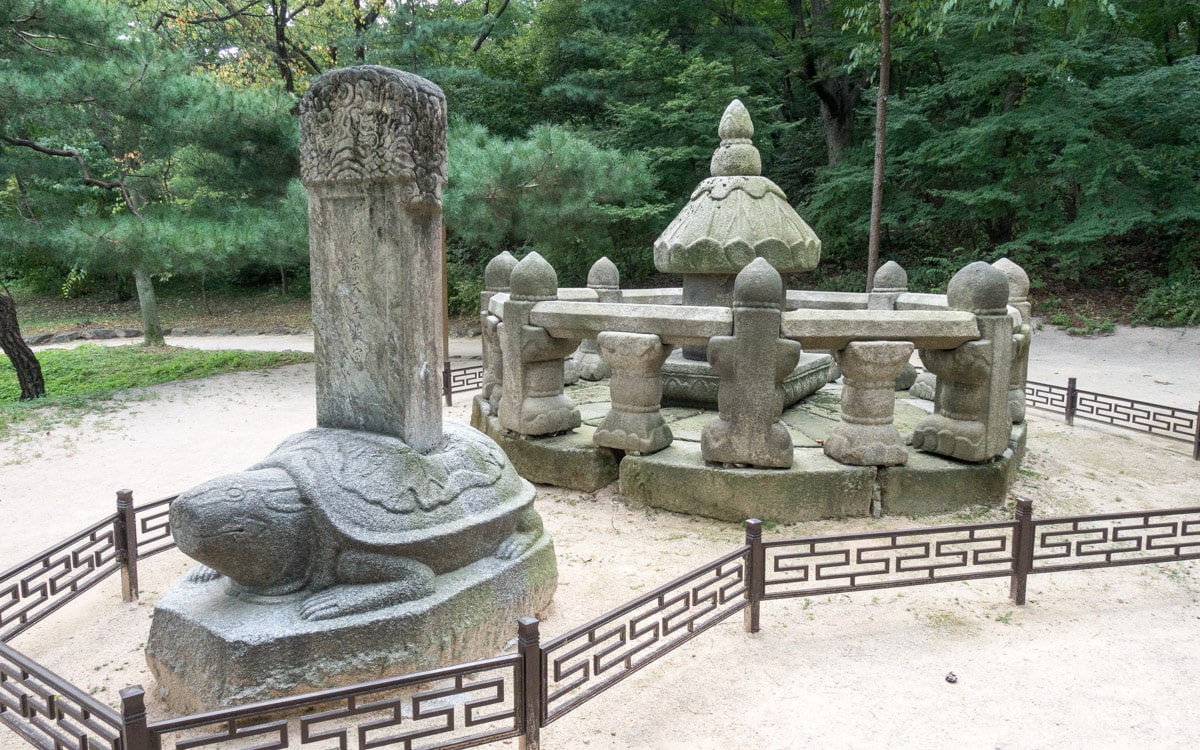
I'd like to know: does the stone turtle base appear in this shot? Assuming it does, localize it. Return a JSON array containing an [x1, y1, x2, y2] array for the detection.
[[472, 386, 1027, 522], [145, 535, 556, 714]]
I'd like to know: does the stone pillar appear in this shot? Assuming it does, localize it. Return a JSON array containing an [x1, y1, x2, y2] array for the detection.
[[575, 257, 621, 381], [994, 258, 1032, 424], [593, 333, 674, 454], [498, 252, 582, 436], [867, 260, 907, 310], [701, 258, 802, 468], [913, 262, 1013, 462], [481, 252, 517, 415], [824, 341, 914, 466], [299, 66, 447, 454]]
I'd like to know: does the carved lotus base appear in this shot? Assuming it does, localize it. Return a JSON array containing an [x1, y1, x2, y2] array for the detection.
[[145, 535, 556, 714]]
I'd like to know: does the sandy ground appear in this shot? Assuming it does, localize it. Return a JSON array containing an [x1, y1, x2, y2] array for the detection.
[[2, 325, 1199, 748]]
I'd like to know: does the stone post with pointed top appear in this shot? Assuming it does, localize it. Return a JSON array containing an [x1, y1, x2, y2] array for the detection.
[[868, 260, 907, 311], [481, 252, 517, 415], [498, 253, 582, 436], [701, 258, 802, 468], [913, 262, 1013, 462], [994, 258, 1032, 424], [300, 66, 447, 453], [575, 257, 621, 381]]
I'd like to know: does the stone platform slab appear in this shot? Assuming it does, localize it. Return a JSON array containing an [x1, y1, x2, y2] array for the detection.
[[145, 535, 556, 713], [473, 385, 1027, 523]]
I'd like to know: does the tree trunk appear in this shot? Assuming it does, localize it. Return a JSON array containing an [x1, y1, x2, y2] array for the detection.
[[133, 267, 165, 346], [0, 292, 46, 400], [866, 0, 892, 292], [818, 87, 860, 166]]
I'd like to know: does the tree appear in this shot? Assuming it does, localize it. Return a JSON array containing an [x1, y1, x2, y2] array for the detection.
[[445, 122, 667, 284], [0, 283, 44, 400], [2, 0, 301, 343]]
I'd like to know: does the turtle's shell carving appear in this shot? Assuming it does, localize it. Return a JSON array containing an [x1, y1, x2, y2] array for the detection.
[[169, 422, 543, 619]]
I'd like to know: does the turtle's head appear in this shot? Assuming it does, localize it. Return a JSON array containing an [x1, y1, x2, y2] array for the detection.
[[171, 468, 313, 592]]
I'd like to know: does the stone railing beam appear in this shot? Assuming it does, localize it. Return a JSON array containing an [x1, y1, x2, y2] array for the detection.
[[894, 293, 951, 311], [522, 300, 733, 348], [786, 290, 870, 311], [781, 309, 978, 351]]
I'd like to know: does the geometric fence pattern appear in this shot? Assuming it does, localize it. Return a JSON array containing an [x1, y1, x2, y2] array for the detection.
[[2, 495, 1199, 750], [762, 521, 1018, 599], [541, 548, 748, 724], [1026, 377, 1200, 459], [0, 641, 123, 750], [147, 656, 523, 750]]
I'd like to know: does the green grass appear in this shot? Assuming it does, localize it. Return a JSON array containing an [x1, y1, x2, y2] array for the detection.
[[0, 344, 313, 436]]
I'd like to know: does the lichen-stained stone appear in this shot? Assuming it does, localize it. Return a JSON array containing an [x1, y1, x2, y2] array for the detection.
[[654, 100, 821, 276], [620, 443, 875, 523], [301, 66, 447, 454], [592, 332, 674, 454], [498, 252, 581, 436], [823, 341, 914, 466], [701, 258, 802, 468], [150, 66, 558, 711], [913, 262, 1013, 462]]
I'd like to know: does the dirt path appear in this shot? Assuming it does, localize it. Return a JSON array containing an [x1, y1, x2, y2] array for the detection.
[[3, 325, 1199, 748]]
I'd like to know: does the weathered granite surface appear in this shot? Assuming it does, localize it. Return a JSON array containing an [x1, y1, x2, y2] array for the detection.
[[302, 65, 447, 454], [147, 534, 556, 713], [148, 66, 557, 711]]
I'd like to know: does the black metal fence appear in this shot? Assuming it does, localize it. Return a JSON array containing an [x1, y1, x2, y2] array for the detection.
[[442, 362, 485, 407], [1026, 377, 1200, 459], [3, 493, 1200, 749], [440, 368, 1199, 457]]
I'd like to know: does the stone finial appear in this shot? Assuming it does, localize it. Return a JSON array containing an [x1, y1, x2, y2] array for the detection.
[[587, 257, 620, 291], [485, 251, 518, 292], [733, 257, 784, 310], [992, 258, 1030, 302], [872, 261, 908, 293], [710, 100, 762, 177], [654, 101, 821, 275], [510, 252, 558, 302], [299, 66, 446, 209], [947, 261, 1009, 315]]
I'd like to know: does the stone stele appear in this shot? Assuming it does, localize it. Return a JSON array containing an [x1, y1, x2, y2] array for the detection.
[[145, 66, 556, 712]]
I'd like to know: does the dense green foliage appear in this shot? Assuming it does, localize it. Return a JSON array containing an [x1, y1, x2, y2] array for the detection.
[[0, 343, 312, 431], [2, 0, 1197, 325]]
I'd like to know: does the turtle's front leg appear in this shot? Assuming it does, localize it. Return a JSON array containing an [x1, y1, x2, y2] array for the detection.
[[298, 553, 434, 621], [496, 506, 544, 560]]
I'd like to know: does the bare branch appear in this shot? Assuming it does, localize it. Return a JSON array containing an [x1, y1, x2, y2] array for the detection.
[[471, 0, 511, 54], [0, 136, 143, 219]]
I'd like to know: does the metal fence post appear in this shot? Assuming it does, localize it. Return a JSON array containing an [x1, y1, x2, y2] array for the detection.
[[119, 686, 152, 750], [1192, 401, 1199, 461], [1065, 377, 1077, 426], [518, 617, 543, 750], [1009, 498, 1035, 605], [443, 361, 454, 407], [115, 490, 139, 602], [744, 519, 764, 634]]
